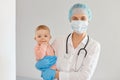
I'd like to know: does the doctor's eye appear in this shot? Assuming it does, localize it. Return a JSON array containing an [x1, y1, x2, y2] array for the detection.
[[81, 16, 87, 21], [72, 16, 79, 20]]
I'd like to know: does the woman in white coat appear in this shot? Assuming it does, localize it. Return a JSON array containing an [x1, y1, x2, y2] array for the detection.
[[52, 3, 101, 80]]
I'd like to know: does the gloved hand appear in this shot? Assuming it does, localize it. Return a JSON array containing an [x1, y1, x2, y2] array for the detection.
[[35, 56, 57, 71], [41, 69, 56, 80]]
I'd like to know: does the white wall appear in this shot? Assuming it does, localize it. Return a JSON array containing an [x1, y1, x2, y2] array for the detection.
[[0, 0, 16, 80], [17, 0, 120, 80]]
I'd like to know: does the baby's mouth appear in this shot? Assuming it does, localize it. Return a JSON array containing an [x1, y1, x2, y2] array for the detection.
[[40, 41, 47, 43]]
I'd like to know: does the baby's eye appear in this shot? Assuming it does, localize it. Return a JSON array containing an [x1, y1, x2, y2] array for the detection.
[[44, 35, 48, 37], [38, 35, 41, 38]]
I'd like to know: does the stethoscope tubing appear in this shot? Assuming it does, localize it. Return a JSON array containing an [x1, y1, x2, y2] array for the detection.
[[66, 33, 89, 57], [65, 33, 89, 71]]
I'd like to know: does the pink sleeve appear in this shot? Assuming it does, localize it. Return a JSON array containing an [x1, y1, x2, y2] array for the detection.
[[34, 45, 46, 61], [46, 44, 55, 56]]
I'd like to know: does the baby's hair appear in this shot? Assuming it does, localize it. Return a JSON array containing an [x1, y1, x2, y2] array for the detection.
[[36, 25, 50, 32]]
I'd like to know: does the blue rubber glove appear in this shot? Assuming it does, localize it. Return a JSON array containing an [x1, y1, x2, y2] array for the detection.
[[35, 56, 57, 71], [41, 69, 56, 80]]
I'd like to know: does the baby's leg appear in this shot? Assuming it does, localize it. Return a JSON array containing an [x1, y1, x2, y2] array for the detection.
[[51, 64, 57, 70]]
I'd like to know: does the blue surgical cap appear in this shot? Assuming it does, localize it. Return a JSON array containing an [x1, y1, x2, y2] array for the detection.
[[69, 3, 92, 21]]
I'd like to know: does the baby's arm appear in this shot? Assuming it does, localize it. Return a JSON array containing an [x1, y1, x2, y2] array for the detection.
[[34, 44, 47, 61], [46, 44, 55, 56], [46, 44, 57, 70]]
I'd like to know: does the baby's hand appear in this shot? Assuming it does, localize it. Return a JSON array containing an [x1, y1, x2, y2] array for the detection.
[[40, 43, 48, 51], [41, 43, 48, 47]]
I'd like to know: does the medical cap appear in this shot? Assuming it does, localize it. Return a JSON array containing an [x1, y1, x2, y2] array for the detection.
[[68, 3, 92, 21]]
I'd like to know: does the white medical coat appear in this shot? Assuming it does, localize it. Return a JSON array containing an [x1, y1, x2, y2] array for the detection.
[[52, 34, 101, 80]]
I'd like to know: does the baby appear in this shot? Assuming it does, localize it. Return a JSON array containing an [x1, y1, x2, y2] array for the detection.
[[34, 25, 56, 70]]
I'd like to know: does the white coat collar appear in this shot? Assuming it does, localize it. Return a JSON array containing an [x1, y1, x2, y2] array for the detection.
[[68, 33, 88, 46]]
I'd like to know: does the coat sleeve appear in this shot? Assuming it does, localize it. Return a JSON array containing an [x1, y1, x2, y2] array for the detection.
[[59, 42, 101, 80]]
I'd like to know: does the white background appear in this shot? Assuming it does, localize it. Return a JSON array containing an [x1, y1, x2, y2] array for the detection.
[[0, 0, 15, 80], [17, 0, 120, 80]]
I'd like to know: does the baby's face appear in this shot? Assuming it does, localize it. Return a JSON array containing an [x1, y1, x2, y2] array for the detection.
[[35, 29, 51, 45]]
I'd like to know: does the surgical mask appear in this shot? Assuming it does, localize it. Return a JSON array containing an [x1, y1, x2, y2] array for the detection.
[[71, 20, 88, 34]]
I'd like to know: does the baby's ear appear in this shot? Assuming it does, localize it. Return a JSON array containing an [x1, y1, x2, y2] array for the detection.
[[34, 37, 36, 40]]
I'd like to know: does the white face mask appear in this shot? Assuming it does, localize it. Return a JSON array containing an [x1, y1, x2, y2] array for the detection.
[[71, 20, 88, 34]]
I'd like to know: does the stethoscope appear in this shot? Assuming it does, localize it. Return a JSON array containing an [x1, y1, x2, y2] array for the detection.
[[66, 33, 89, 57], [65, 33, 89, 71]]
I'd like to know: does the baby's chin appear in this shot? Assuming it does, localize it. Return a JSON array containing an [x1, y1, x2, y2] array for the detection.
[[39, 42, 48, 45]]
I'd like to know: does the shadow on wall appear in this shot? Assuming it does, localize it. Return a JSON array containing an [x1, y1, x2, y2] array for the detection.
[[16, 76, 42, 80]]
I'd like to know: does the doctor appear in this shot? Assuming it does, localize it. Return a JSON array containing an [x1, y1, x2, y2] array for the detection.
[[52, 3, 101, 80]]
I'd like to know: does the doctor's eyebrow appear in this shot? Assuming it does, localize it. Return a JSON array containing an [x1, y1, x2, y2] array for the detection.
[[71, 16, 87, 21]]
